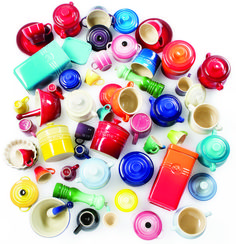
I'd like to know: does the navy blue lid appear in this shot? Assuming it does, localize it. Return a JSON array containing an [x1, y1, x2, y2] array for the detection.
[[119, 151, 154, 186], [59, 69, 81, 91], [188, 173, 217, 201], [153, 94, 182, 121], [113, 8, 139, 34]]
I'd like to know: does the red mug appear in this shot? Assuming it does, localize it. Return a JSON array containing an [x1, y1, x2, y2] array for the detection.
[[34, 166, 56, 184], [22, 23, 52, 45], [16, 149, 35, 167]]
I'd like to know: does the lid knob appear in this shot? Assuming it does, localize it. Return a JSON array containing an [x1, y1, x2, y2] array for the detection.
[[19, 189, 26, 196], [61, 7, 70, 16]]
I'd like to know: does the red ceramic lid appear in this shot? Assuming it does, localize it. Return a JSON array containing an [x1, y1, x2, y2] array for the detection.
[[16, 22, 54, 56], [201, 54, 230, 82], [53, 2, 80, 28], [162, 40, 196, 71], [99, 83, 122, 106]]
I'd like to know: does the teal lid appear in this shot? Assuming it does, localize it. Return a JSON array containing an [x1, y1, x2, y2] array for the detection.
[[77, 158, 111, 189], [113, 8, 139, 34]]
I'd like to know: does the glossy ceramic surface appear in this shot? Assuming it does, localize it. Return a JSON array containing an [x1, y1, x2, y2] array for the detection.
[[99, 83, 122, 106], [60, 164, 79, 181], [143, 135, 165, 154], [149, 94, 184, 127], [34, 166, 55, 184], [91, 50, 112, 71], [74, 122, 95, 144], [59, 69, 82, 91], [119, 151, 154, 186], [135, 18, 172, 53]]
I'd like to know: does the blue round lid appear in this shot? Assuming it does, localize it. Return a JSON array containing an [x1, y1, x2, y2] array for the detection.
[[119, 151, 154, 186], [113, 8, 139, 34], [188, 173, 217, 201], [59, 69, 81, 91], [78, 158, 111, 189], [153, 94, 182, 121]]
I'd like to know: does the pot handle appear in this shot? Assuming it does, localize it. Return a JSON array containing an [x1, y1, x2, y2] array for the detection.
[[109, 14, 116, 25], [176, 116, 184, 123], [80, 17, 88, 28], [19, 207, 31, 212], [149, 96, 156, 105], [106, 41, 112, 51], [126, 81, 134, 88], [215, 124, 223, 131], [75, 177, 82, 183], [204, 211, 212, 217], [206, 53, 211, 59], [74, 223, 83, 235], [216, 82, 224, 91], [210, 163, 216, 172], [187, 104, 195, 112]]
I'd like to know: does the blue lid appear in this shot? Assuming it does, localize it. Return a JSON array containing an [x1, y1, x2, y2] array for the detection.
[[153, 94, 182, 121], [59, 69, 81, 91], [119, 151, 154, 186], [113, 8, 139, 34], [188, 173, 217, 201]]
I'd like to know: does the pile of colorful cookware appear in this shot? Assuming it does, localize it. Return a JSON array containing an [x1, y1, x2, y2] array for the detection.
[[7, 2, 231, 240]]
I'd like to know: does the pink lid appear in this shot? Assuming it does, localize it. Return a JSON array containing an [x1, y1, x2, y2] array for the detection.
[[202, 53, 231, 82], [111, 35, 140, 60], [130, 113, 151, 132], [162, 40, 196, 71], [134, 211, 162, 240], [53, 2, 80, 28]]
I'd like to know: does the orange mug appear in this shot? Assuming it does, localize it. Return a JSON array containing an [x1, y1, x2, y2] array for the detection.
[[110, 81, 142, 122], [34, 166, 56, 184]]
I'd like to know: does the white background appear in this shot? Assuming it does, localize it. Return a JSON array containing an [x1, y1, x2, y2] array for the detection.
[[0, 0, 235, 243]]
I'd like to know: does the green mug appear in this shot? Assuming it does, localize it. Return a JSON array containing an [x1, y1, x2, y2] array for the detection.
[[143, 136, 165, 154], [96, 104, 114, 121], [167, 130, 188, 145]]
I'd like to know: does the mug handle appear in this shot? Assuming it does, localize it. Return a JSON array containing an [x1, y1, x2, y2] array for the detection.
[[75, 138, 84, 145], [104, 104, 111, 111], [74, 223, 83, 235], [24, 157, 34, 167], [46, 168, 56, 175], [132, 133, 139, 145], [44, 23, 52, 35], [95, 79, 105, 86], [91, 62, 99, 70], [80, 17, 88, 28], [150, 146, 160, 154], [122, 114, 130, 122], [21, 96, 29, 104]]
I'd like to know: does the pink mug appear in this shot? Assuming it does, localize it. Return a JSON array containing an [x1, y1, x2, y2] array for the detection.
[[130, 113, 152, 144], [91, 50, 112, 71], [16, 149, 35, 167], [19, 119, 37, 137], [22, 22, 52, 45]]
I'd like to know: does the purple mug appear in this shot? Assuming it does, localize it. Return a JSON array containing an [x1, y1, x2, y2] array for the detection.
[[130, 113, 152, 145], [75, 123, 95, 144]]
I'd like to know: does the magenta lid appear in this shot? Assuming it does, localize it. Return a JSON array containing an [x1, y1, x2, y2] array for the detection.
[[162, 40, 196, 71], [130, 113, 151, 132], [111, 35, 140, 60], [53, 2, 80, 28], [201, 53, 231, 82], [134, 211, 162, 240]]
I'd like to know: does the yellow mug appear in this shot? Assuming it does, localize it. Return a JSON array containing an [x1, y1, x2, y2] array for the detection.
[[14, 96, 29, 114], [85, 69, 105, 86]]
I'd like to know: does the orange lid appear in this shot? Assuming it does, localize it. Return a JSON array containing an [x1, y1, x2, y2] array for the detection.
[[162, 40, 196, 71]]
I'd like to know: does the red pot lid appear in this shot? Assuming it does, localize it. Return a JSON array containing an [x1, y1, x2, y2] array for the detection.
[[162, 40, 196, 71], [53, 2, 80, 28], [201, 54, 230, 82]]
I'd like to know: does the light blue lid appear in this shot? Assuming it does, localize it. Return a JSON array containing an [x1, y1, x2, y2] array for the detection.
[[188, 173, 217, 201], [113, 8, 139, 34], [78, 158, 111, 190]]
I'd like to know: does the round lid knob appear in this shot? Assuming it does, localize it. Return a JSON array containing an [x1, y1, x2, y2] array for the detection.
[[10, 177, 39, 209], [79, 158, 110, 189], [202, 54, 231, 82], [59, 69, 81, 91], [113, 8, 139, 34], [188, 173, 217, 201], [134, 211, 162, 240], [87, 25, 112, 51], [162, 40, 196, 71], [111, 35, 139, 60], [119, 152, 154, 186], [202, 135, 230, 162], [114, 189, 138, 212], [53, 2, 80, 28], [154, 94, 182, 120]]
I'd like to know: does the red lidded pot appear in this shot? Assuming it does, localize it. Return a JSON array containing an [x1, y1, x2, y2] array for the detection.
[[90, 119, 130, 159], [162, 40, 196, 79], [197, 53, 230, 91], [53, 2, 81, 39]]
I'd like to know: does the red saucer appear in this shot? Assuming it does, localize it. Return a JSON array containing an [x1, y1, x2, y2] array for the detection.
[[16, 22, 54, 56], [99, 84, 122, 106]]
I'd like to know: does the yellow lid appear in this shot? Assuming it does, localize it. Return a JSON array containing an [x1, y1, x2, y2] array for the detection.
[[10, 177, 39, 211], [36, 123, 68, 137], [114, 189, 138, 212]]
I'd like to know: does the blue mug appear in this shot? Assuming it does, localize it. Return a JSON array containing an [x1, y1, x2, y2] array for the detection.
[[149, 94, 184, 127], [131, 48, 161, 79], [74, 145, 91, 160]]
